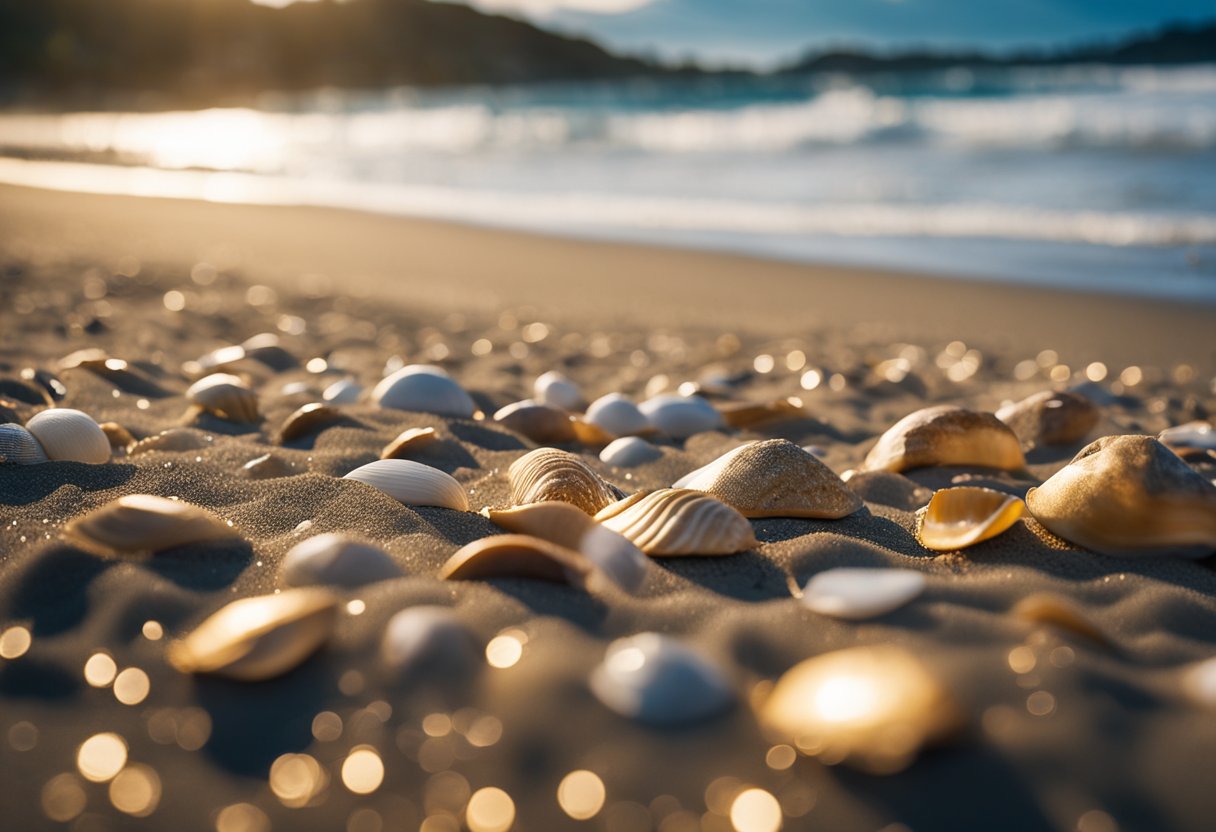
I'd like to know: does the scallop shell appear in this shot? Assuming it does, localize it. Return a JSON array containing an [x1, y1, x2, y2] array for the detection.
[[25, 408, 110, 464], [278, 403, 343, 443], [589, 633, 734, 725], [1159, 421, 1215, 452], [638, 394, 724, 439], [371, 365, 474, 418], [917, 486, 1024, 552], [494, 401, 577, 443], [584, 394, 651, 438], [0, 423, 49, 465], [862, 405, 1025, 473], [594, 488, 757, 556], [534, 371, 584, 412], [996, 390, 1099, 448], [599, 436, 662, 468], [186, 373, 259, 423], [439, 534, 595, 588], [1011, 593, 1111, 647], [1025, 435, 1216, 558], [167, 588, 338, 681], [800, 568, 926, 620], [322, 378, 363, 404], [718, 397, 804, 430], [282, 533, 402, 588], [381, 606, 480, 681], [673, 439, 863, 519], [98, 421, 136, 451], [381, 427, 439, 459], [128, 428, 210, 456], [758, 646, 960, 774], [508, 448, 625, 515], [344, 460, 469, 511], [63, 494, 236, 556]]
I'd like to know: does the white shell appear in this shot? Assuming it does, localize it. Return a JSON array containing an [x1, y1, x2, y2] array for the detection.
[[594, 489, 757, 556], [800, 568, 926, 620], [344, 459, 469, 511], [322, 378, 363, 404], [599, 436, 662, 468], [280, 381, 312, 397], [371, 365, 474, 418], [639, 394, 723, 439], [186, 373, 259, 422], [282, 533, 402, 587], [534, 371, 584, 411], [590, 633, 734, 725], [584, 394, 651, 438], [0, 423, 49, 465], [25, 408, 110, 464], [1159, 421, 1215, 451], [381, 606, 480, 679]]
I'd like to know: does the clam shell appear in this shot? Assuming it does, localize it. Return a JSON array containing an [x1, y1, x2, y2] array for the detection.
[[98, 421, 135, 450], [381, 606, 480, 681], [1159, 421, 1215, 452], [282, 533, 402, 588], [800, 568, 926, 620], [570, 418, 615, 446], [590, 633, 734, 725], [371, 365, 474, 418], [278, 403, 343, 443], [599, 436, 662, 468], [128, 428, 210, 456], [63, 494, 236, 556], [167, 588, 338, 681], [594, 488, 757, 556], [758, 646, 960, 774], [0, 423, 49, 465], [243, 452, 296, 479], [862, 405, 1025, 473], [1011, 593, 1111, 647], [508, 448, 626, 515], [381, 427, 439, 460], [322, 378, 363, 404], [639, 394, 723, 439], [25, 408, 110, 464], [718, 397, 804, 429], [186, 373, 259, 423], [996, 390, 1099, 448], [584, 394, 651, 438], [1026, 435, 1216, 558], [439, 534, 594, 588], [344, 460, 469, 511], [917, 486, 1024, 552], [673, 439, 862, 519], [534, 371, 584, 412], [494, 400, 577, 443]]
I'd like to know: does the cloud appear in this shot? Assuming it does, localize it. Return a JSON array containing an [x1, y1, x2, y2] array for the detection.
[[457, 0, 658, 16]]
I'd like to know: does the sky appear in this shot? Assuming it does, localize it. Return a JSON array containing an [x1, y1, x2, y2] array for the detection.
[[428, 0, 1216, 68]]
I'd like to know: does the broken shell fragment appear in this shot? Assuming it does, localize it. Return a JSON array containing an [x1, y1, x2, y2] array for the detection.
[[63, 494, 236, 556], [862, 405, 1025, 473], [594, 488, 757, 556], [0, 423, 49, 465], [534, 371, 584, 412], [639, 394, 724, 439], [282, 534, 402, 588], [584, 393, 651, 438], [186, 373, 259, 423], [278, 403, 343, 443], [996, 390, 1099, 448], [674, 439, 862, 519], [590, 633, 734, 725], [1026, 435, 1216, 558], [439, 534, 595, 588], [381, 427, 439, 460], [167, 588, 338, 681], [344, 460, 469, 511], [917, 486, 1024, 552], [493, 400, 577, 443], [599, 436, 662, 468], [508, 448, 625, 515], [371, 365, 474, 418], [800, 568, 926, 620], [1159, 421, 1215, 452], [25, 408, 111, 464]]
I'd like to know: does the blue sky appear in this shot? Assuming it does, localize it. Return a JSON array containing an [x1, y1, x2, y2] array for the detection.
[[432, 0, 1216, 67]]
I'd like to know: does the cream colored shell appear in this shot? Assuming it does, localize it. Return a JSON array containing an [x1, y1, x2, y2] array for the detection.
[[996, 390, 1099, 448], [594, 488, 757, 556], [186, 373, 259, 423], [508, 448, 625, 515], [63, 494, 236, 556], [344, 459, 469, 511], [862, 405, 1025, 473], [25, 408, 111, 464]]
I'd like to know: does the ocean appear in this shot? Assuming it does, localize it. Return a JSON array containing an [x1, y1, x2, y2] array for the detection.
[[2, 63, 1215, 301]]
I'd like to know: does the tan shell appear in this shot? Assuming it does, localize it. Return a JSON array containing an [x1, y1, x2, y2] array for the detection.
[[63, 494, 237, 556], [862, 405, 1025, 473], [278, 403, 342, 443], [344, 459, 469, 511], [673, 439, 863, 519], [128, 428, 211, 456], [1026, 435, 1216, 558], [1012, 593, 1111, 647], [167, 588, 338, 681], [996, 390, 1099, 448], [758, 646, 961, 774], [494, 401, 577, 443], [717, 397, 804, 429], [439, 534, 593, 588], [98, 421, 136, 450], [917, 486, 1024, 551], [594, 488, 757, 556], [186, 373, 259, 423], [508, 448, 625, 515], [25, 408, 111, 464], [570, 418, 615, 446], [381, 427, 439, 459]]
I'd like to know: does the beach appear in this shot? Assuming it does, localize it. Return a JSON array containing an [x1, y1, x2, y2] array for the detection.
[[2, 182, 1216, 832]]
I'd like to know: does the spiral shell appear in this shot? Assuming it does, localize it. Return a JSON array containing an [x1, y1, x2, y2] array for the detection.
[[0, 423, 49, 465], [371, 365, 474, 418], [917, 486, 1024, 552], [344, 459, 469, 511], [594, 488, 757, 556], [638, 394, 724, 439], [63, 494, 237, 556], [996, 390, 1099, 448], [186, 373, 259, 423], [590, 633, 734, 725], [25, 408, 111, 464], [494, 400, 577, 443], [282, 533, 402, 588], [584, 394, 651, 438], [862, 405, 1025, 473], [534, 371, 584, 412], [508, 448, 626, 515]]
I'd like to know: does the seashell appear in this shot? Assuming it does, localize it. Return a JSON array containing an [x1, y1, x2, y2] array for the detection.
[[0, 378, 51, 407], [486, 502, 648, 592], [278, 403, 343, 443], [167, 588, 338, 681], [371, 365, 474, 418], [1026, 435, 1216, 558], [381, 427, 439, 460], [240, 333, 297, 371], [195, 344, 250, 374], [758, 646, 960, 774], [717, 397, 804, 430], [322, 378, 362, 404], [917, 486, 1024, 552], [243, 452, 296, 479], [439, 534, 595, 588], [594, 488, 757, 556], [996, 390, 1099, 448], [638, 394, 724, 439], [584, 393, 651, 438], [0, 423, 49, 465], [508, 448, 625, 515], [186, 373, 259, 423], [20, 367, 67, 401], [800, 568, 926, 620], [58, 350, 162, 393], [862, 405, 1025, 473], [534, 371, 584, 412], [1011, 593, 1111, 647], [599, 436, 662, 468], [1159, 421, 1215, 452], [128, 428, 210, 456], [570, 417, 615, 446], [590, 633, 734, 725], [98, 421, 135, 450], [63, 494, 236, 556], [344, 459, 469, 511], [282, 533, 402, 588], [25, 408, 110, 464], [494, 400, 577, 443], [381, 606, 480, 681], [673, 439, 862, 519]]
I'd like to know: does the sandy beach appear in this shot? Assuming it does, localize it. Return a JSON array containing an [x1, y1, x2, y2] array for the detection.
[[2, 182, 1216, 832]]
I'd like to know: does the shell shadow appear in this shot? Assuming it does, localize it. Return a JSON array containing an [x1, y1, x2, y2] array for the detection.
[[487, 579, 610, 633], [1024, 440, 1089, 466], [0, 462, 137, 506], [142, 539, 255, 590], [408, 441, 482, 475], [186, 411, 264, 437], [902, 467, 1037, 498], [448, 422, 528, 452], [658, 550, 792, 602], [80, 366, 174, 398], [2, 545, 113, 636], [278, 416, 364, 450]]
